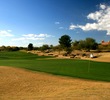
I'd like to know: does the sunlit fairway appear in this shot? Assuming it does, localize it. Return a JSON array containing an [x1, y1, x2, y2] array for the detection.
[[0, 51, 110, 81]]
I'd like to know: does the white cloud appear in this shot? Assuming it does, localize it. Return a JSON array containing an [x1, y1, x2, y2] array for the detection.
[[78, 23, 98, 31], [55, 22, 60, 24], [87, 11, 102, 20], [7, 30, 12, 32], [23, 33, 51, 38], [37, 33, 51, 38], [59, 27, 64, 29], [22, 34, 36, 38], [69, 24, 77, 30], [0, 30, 13, 37], [69, 4, 110, 35], [12, 37, 45, 41], [12, 33, 53, 41], [12, 37, 26, 41], [100, 4, 106, 9]]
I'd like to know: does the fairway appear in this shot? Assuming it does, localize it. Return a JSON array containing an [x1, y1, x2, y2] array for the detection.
[[0, 51, 110, 81]]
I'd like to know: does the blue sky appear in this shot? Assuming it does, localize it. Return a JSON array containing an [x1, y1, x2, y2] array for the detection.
[[0, 0, 110, 47]]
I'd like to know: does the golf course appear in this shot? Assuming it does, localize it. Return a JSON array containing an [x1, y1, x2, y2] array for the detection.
[[0, 51, 110, 81], [0, 51, 110, 100], [1, 0, 110, 99]]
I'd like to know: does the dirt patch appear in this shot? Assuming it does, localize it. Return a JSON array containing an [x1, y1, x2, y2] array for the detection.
[[27, 50, 110, 62], [55, 52, 110, 62], [0, 66, 110, 100], [81, 52, 110, 62]]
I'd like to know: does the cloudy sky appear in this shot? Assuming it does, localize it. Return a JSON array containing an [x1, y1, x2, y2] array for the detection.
[[0, 0, 110, 47]]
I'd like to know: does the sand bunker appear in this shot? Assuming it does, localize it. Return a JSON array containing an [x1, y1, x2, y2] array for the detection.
[[0, 66, 110, 100]]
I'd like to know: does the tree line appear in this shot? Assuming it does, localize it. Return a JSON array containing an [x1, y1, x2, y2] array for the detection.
[[28, 34, 110, 53], [0, 34, 110, 52]]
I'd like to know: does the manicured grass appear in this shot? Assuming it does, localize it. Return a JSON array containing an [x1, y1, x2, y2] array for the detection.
[[0, 51, 110, 81], [0, 51, 52, 59]]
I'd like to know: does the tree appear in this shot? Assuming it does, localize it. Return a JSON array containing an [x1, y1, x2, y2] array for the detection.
[[50, 45, 53, 49], [78, 40, 86, 50], [72, 38, 98, 51], [72, 40, 80, 50], [84, 38, 98, 51], [28, 43, 33, 51], [40, 44, 50, 52], [59, 35, 72, 54]]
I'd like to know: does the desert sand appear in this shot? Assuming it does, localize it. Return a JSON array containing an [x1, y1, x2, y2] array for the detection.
[[81, 52, 110, 62], [0, 66, 110, 100]]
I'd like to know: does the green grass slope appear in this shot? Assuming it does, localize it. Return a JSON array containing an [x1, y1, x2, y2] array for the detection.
[[0, 51, 110, 81]]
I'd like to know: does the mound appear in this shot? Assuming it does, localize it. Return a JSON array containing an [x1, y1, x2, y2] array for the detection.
[[0, 66, 110, 100], [81, 52, 110, 62], [93, 52, 110, 62]]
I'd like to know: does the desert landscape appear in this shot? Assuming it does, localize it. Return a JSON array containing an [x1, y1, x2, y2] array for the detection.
[[82, 52, 110, 62], [0, 0, 110, 100], [0, 52, 110, 100]]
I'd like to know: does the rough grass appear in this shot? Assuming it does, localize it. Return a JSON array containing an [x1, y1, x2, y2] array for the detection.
[[0, 51, 110, 81]]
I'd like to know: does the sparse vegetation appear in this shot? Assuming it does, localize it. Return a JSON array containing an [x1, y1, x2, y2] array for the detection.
[[72, 38, 98, 51], [1, 35, 109, 54]]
